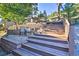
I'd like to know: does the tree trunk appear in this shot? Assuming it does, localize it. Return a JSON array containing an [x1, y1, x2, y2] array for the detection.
[[14, 21, 18, 30], [4, 20, 7, 32], [58, 4, 61, 20], [67, 10, 71, 24]]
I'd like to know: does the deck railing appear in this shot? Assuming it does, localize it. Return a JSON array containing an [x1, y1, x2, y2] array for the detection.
[[64, 19, 75, 55], [64, 19, 70, 39]]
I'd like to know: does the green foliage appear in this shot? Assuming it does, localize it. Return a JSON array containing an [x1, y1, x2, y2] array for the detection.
[[0, 3, 37, 24], [48, 11, 58, 22], [43, 10, 47, 20], [32, 3, 38, 15], [57, 3, 62, 20], [48, 3, 79, 24], [48, 12, 57, 18], [63, 3, 79, 24], [38, 11, 44, 18]]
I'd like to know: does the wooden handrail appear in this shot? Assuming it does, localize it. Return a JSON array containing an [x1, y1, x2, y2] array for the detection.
[[64, 19, 75, 55], [64, 19, 70, 39]]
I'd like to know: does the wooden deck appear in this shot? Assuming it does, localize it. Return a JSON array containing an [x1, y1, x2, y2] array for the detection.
[[0, 20, 70, 56], [1, 34, 69, 56], [40, 24, 67, 41], [41, 19, 69, 41]]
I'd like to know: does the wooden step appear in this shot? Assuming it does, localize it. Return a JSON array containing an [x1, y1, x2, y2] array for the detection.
[[22, 43, 55, 56], [2, 38, 20, 45], [34, 33, 65, 39], [28, 38, 68, 48], [6, 53, 14, 56], [28, 39, 69, 52], [1, 38, 21, 52], [12, 48, 41, 56], [3, 35, 27, 45], [29, 35, 68, 44], [34, 33, 57, 38], [22, 43, 69, 56]]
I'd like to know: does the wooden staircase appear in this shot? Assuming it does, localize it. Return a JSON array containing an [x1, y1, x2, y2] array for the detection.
[[12, 34, 69, 56]]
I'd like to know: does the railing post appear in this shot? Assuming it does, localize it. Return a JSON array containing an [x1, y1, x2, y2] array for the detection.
[[64, 19, 70, 39], [64, 19, 75, 55]]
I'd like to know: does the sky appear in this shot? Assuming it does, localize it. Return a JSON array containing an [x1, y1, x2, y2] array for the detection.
[[0, 18, 2, 24], [38, 3, 58, 15]]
